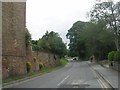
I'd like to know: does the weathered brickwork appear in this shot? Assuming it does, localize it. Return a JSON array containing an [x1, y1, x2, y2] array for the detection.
[[33, 51, 60, 68], [2, 49, 60, 79], [2, 56, 26, 79], [2, 2, 26, 56], [2, 2, 27, 79]]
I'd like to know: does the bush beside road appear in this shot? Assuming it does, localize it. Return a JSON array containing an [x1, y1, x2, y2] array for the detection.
[[2, 58, 68, 87], [60, 58, 68, 66]]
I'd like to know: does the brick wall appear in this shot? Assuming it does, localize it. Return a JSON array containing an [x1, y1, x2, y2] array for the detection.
[[2, 56, 26, 79], [32, 51, 60, 68], [2, 49, 60, 79]]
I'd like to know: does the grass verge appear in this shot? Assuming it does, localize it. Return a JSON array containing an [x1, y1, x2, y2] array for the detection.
[[60, 58, 68, 66], [2, 58, 68, 86], [97, 60, 109, 65]]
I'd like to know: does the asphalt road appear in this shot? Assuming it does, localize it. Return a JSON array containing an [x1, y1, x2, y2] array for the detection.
[[8, 61, 103, 88]]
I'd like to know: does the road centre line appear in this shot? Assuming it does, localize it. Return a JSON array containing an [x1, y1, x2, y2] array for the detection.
[[57, 75, 70, 87]]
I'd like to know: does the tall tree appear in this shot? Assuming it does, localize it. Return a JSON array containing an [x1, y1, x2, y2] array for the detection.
[[80, 21, 116, 60], [66, 21, 87, 58], [90, 1, 120, 51], [66, 20, 116, 60]]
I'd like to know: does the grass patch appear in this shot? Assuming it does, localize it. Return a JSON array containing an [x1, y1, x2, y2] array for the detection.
[[101, 60, 109, 65], [60, 58, 68, 66], [3, 58, 68, 86], [97, 60, 109, 66]]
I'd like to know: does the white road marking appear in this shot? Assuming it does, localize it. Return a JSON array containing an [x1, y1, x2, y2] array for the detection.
[[57, 75, 70, 87], [72, 80, 84, 85], [71, 80, 84, 88]]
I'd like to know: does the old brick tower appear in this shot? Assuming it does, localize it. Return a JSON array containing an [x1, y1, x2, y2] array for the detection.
[[2, 1, 27, 79]]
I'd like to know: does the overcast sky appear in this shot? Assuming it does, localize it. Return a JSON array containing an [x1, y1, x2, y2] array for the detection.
[[26, 0, 119, 44]]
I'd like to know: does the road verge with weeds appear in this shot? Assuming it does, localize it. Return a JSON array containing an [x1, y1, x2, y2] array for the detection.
[[2, 58, 68, 87]]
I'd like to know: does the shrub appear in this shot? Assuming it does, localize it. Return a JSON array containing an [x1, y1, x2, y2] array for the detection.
[[113, 51, 120, 61], [25, 28, 31, 47], [108, 51, 116, 61], [39, 63, 43, 70], [26, 62, 32, 73], [60, 58, 68, 66]]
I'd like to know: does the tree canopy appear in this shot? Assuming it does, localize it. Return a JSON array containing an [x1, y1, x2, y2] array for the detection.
[[90, 1, 120, 51], [66, 20, 116, 60], [32, 31, 67, 57], [66, 21, 87, 57], [66, 1, 120, 60]]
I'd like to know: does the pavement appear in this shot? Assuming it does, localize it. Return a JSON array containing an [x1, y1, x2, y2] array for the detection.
[[87, 61, 118, 89], [3, 61, 118, 89]]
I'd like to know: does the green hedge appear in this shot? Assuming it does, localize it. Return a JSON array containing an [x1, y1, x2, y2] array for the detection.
[[60, 58, 68, 66], [108, 51, 116, 61], [114, 51, 120, 61]]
